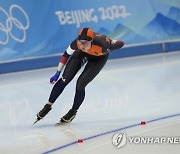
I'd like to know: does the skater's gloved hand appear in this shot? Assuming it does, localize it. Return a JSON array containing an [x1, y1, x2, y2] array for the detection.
[[50, 71, 61, 84]]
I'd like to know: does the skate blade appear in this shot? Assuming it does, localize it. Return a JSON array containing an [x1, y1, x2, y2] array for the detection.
[[55, 122, 64, 126], [55, 121, 68, 126], [33, 119, 39, 124]]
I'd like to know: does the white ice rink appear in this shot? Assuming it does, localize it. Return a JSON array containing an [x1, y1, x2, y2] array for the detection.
[[0, 51, 180, 154]]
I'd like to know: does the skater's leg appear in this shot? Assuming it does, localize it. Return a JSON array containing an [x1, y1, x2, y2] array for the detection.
[[72, 54, 109, 111], [36, 51, 84, 122], [48, 51, 84, 104], [60, 54, 109, 123]]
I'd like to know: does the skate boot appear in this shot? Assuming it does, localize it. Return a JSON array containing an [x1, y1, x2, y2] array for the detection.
[[34, 104, 52, 124], [59, 109, 77, 124]]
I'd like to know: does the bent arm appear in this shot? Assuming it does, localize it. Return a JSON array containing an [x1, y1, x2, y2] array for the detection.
[[109, 40, 124, 51], [57, 45, 75, 71]]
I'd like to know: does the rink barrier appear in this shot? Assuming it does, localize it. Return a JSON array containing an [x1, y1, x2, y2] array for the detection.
[[0, 41, 180, 74]]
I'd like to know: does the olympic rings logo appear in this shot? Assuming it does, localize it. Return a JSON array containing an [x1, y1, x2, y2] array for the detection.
[[0, 4, 30, 45]]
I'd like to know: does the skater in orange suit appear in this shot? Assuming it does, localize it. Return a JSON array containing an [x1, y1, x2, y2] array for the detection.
[[35, 27, 124, 124]]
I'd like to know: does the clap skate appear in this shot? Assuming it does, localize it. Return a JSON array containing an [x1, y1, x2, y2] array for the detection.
[[56, 109, 77, 125], [34, 104, 52, 124]]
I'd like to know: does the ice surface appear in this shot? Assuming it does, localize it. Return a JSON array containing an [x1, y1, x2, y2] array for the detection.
[[0, 51, 180, 154]]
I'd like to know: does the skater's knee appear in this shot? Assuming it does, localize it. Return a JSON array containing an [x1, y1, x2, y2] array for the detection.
[[76, 79, 86, 90]]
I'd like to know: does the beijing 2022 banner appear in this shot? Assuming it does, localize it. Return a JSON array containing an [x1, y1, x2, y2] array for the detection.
[[0, 0, 180, 62]]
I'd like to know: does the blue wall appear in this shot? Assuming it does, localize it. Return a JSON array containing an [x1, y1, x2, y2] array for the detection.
[[1, 41, 179, 74], [0, 0, 180, 73]]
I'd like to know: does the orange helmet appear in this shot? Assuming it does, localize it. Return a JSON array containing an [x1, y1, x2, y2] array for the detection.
[[78, 28, 94, 41]]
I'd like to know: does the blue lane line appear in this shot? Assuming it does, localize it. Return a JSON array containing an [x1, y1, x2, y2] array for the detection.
[[42, 113, 180, 154]]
